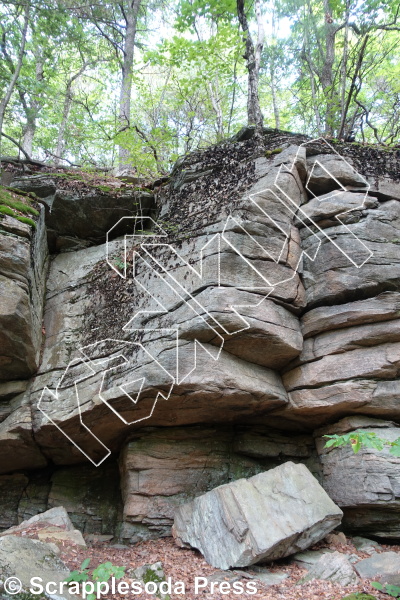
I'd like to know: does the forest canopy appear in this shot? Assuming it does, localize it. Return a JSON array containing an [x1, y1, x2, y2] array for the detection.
[[0, 0, 399, 176]]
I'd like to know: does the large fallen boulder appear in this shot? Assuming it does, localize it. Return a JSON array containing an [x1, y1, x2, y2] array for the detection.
[[172, 461, 342, 569]]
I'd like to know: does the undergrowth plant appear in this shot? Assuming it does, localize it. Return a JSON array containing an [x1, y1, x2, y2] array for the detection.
[[324, 430, 400, 456], [65, 558, 125, 600], [372, 582, 400, 597]]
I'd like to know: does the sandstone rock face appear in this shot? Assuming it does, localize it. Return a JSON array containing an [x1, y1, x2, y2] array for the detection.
[[316, 418, 400, 539], [0, 205, 47, 380], [0, 535, 71, 596], [10, 174, 155, 252], [354, 552, 400, 583], [119, 427, 319, 542], [0, 461, 122, 534], [173, 462, 342, 569], [300, 551, 359, 585], [1, 131, 400, 544], [26, 136, 310, 468], [1, 506, 87, 548]]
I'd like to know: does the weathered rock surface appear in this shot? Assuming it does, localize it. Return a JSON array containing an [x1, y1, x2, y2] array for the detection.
[[352, 536, 381, 554], [0, 535, 71, 596], [1, 506, 87, 548], [300, 551, 359, 585], [354, 552, 400, 584], [0, 204, 47, 380], [3, 505, 74, 533], [2, 132, 400, 545], [25, 140, 311, 466], [119, 427, 319, 541], [10, 174, 155, 251], [316, 418, 400, 539], [292, 549, 334, 569], [0, 462, 122, 534], [172, 462, 342, 569], [305, 154, 368, 195]]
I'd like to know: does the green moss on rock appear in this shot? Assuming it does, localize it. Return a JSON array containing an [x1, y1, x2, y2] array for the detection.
[[0, 186, 39, 216]]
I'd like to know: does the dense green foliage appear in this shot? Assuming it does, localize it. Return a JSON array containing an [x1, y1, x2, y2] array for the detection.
[[1, 0, 400, 176]]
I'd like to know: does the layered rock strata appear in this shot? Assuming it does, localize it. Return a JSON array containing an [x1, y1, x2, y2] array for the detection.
[[0, 129, 399, 540]]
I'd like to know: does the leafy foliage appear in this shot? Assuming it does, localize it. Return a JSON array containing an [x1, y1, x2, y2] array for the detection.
[[371, 582, 400, 598], [324, 431, 400, 457], [2, 0, 400, 174], [65, 558, 125, 600]]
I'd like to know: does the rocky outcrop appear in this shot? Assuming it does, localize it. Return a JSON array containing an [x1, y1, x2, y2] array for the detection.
[[316, 417, 400, 539], [119, 427, 319, 542], [10, 173, 156, 252], [0, 193, 47, 380], [1, 129, 400, 543], [0, 461, 122, 534], [172, 462, 342, 569]]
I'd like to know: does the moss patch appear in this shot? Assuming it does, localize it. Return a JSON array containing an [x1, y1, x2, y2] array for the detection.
[[265, 147, 283, 157], [0, 186, 39, 229], [16, 215, 36, 228], [0, 204, 16, 217]]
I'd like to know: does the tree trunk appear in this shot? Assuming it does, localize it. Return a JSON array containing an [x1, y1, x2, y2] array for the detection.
[[269, 5, 280, 129], [20, 55, 44, 155], [118, 0, 141, 170], [0, 3, 30, 169], [54, 61, 93, 165], [55, 86, 73, 165], [237, 0, 264, 134], [208, 79, 224, 140], [321, 0, 338, 135], [22, 119, 36, 156]]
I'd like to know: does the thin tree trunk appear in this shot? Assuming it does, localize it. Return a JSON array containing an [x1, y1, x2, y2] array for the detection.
[[20, 55, 44, 155], [55, 61, 93, 165], [338, 34, 369, 140], [118, 0, 141, 169], [321, 0, 338, 135], [237, 0, 264, 134], [21, 120, 36, 155], [0, 3, 30, 169], [338, 0, 350, 137], [208, 79, 224, 140], [55, 87, 73, 165], [269, 5, 280, 129]]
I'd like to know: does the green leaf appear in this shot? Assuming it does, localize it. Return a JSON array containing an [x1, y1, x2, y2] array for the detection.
[[81, 558, 91, 571], [371, 581, 384, 590], [389, 438, 400, 457]]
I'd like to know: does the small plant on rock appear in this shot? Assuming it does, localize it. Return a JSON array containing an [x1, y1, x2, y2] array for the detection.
[[324, 430, 400, 456]]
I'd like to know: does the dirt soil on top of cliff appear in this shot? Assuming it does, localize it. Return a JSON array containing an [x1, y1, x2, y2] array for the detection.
[[53, 536, 399, 600]]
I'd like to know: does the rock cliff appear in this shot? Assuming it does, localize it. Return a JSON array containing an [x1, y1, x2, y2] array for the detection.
[[0, 129, 399, 542]]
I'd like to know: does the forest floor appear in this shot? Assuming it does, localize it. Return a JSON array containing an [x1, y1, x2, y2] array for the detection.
[[55, 534, 400, 600]]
